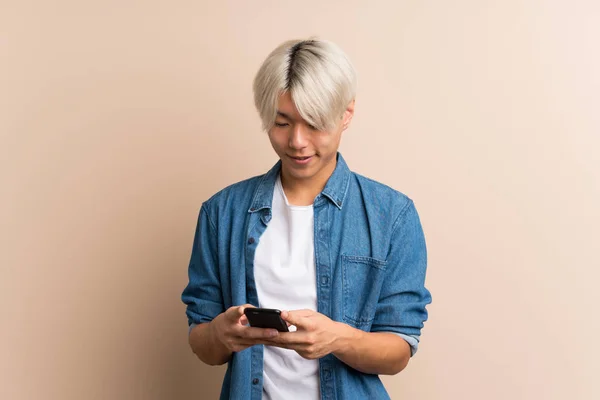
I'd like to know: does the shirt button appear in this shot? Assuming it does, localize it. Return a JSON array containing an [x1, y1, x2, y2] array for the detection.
[[248, 237, 255, 244], [252, 378, 259, 385], [321, 276, 329, 285]]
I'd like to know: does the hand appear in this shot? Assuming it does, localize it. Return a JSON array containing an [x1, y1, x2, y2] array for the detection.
[[266, 309, 347, 359], [210, 304, 280, 353]]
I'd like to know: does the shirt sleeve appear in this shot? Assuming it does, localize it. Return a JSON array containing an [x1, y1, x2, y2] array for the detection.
[[181, 203, 225, 327], [370, 200, 432, 352], [189, 323, 199, 335], [388, 332, 420, 357]]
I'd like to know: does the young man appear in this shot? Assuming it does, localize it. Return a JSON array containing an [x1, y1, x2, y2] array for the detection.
[[182, 39, 431, 400]]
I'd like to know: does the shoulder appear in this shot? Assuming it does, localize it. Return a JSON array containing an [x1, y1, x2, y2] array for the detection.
[[208, 174, 265, 203], [350, 172, 413, 216], [348, 171, 422, 235], [202, 173, 266, 215]]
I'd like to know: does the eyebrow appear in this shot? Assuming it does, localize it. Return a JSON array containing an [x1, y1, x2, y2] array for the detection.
[[276, 111, 292, 120]]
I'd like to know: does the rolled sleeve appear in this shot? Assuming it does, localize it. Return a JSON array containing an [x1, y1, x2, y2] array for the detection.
[[181, 203, 224, 327], [188, 323, 199, 335], [371, 200, 432, 348], [390, 332, 420, 357]]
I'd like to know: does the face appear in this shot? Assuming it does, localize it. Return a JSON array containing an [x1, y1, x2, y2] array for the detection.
[[268, 92, 355, 186]]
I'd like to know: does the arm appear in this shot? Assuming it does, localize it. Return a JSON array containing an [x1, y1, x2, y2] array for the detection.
[[189, 306, 279, 366], [272, 310, 411, 375], [189, 322, 231, 366], [181, 204, 225, 329], [181, 204, 226, 364], [269, 200, 431, 375], [370, 200, 431, 341], [332, 324, 411, 375], [181, 205, 278, 365]]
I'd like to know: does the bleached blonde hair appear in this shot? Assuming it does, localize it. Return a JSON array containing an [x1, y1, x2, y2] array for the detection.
[[253, 38, 357, 132]]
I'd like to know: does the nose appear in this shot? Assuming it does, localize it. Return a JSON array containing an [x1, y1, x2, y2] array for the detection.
[[288, 124, 309, 150]]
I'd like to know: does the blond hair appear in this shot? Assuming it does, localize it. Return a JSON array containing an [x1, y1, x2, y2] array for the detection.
[[253, 39, 357, 132]]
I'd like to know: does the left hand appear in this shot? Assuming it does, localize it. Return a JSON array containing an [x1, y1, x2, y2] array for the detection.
[[265, 309, 346, 359]]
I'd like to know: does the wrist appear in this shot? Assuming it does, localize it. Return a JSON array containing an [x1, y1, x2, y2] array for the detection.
[[208, 316, 223, 346], [332, 321, 364, 356], [208, 316, 233, 363]]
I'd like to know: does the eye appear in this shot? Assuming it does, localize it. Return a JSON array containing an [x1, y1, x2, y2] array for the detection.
[[274, 121, 289, 127]]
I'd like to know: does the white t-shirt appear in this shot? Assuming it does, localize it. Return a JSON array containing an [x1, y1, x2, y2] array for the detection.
[[254, 175, 320, 400]]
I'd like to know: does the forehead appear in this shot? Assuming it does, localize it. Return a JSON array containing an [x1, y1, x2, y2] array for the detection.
[[276, 92, 302, 120]]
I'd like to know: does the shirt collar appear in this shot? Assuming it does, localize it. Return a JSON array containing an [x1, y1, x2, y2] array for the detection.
[[248, 152, 351, 213]]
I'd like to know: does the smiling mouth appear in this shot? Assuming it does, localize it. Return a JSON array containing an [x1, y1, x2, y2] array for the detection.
[[287, 154, 314, 165]]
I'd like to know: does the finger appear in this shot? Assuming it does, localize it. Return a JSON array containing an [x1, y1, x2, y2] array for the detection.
[[264, 340, 306, 352], [231, 339, 278, 352], [238, 339, 274, 347], [224, 305, 243, 321], [226, 304, 254, 322], [268, 331, 309, 345], [239, 326, 279, 340], [239, 315, 249, 325], [294, 309, 316, 317], [281, 310, 311, 328]]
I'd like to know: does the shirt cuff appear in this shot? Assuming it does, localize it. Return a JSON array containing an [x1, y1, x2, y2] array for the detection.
[[387, 332, 420, 357]]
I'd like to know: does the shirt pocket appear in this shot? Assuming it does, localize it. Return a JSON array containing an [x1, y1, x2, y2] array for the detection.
[[341, 255, 388, 329]]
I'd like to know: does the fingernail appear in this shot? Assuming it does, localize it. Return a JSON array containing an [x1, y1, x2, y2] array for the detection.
[[268, 330, 278, 337]]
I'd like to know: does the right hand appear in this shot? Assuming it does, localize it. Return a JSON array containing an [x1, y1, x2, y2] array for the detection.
[[210, 304, 280, 353]]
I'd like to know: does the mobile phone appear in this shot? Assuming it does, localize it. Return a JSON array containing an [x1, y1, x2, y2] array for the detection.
[[244, 307, 289, 332]]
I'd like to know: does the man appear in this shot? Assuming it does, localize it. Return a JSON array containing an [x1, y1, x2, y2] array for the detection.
[[182, 38, 431, 400]]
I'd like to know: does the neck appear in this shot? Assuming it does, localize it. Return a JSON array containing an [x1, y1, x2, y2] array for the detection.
[[280, 159, 337, 206]]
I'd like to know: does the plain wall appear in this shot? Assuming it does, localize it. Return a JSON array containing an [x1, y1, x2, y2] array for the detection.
[[1, 1, 599, 399]]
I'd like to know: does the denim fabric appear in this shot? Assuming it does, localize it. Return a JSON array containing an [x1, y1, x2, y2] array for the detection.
[[181, 153, 431, 400]]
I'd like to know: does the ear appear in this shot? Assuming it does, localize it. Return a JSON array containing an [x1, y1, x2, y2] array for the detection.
[[342, 99, 355, 131]]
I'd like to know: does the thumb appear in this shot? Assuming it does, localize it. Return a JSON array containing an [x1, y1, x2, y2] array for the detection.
[[226, 304, 253, 322], [280, 310, 309, 328]]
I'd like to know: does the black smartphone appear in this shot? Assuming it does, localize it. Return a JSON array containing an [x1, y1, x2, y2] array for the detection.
[[244, 307, 289, 332]]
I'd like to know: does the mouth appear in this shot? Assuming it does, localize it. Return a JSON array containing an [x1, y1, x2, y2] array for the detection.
[[288, 154, 314, 165]]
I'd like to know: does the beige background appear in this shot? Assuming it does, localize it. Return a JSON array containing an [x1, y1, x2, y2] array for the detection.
[[1, 1, 599, 399]]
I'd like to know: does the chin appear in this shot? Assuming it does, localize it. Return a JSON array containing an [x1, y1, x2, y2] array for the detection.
[[288, 170, 312, 179], [285, 165, 316, 179]]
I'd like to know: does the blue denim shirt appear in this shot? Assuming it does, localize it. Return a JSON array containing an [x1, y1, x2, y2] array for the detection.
[[182, 153, 431, 400]]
